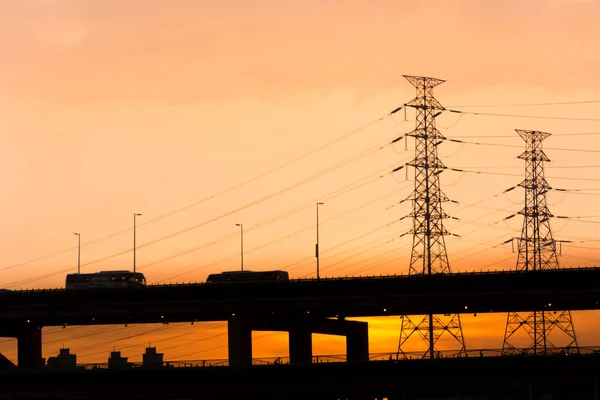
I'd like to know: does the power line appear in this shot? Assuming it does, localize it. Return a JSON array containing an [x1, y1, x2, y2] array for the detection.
[[146, 164, 405, 282], [447, 100, 600, 108], [240, 190, 406, 273], [157, 191, 402, 283], [3, 325, 157, 357], [447, 138, 600, 153], [130, 141, 389, 251], [5, 139, 398, 288], [447, 167, 600, 182], [131, 115, 390, 229], [9, 171, 391, 288], [318, 238, 410, 277], [557, 191, 600, 196], [560, 218, 600, 225], [76, 323, 226, 361], [0, 114, 391, 274], [286, 226, 401, 275], [53, 322, 227, 362], [345, 248, 408, 277], [447, 109, 600, 122], [304, 228, 401, 277], [450, 132, 600, 138], [70, 325, 175, 355], [172, 332, 277, 361]]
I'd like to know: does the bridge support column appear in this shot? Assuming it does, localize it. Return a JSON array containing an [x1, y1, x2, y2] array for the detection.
[[251, 316, 369, 365], [289, 329, 312, 365], [17, 325, 43, 369], [228, 316, 252, 367], [346, 321, 369, 364]]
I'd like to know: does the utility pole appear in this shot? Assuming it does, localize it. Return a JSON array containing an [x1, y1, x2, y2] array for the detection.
[[133, 213, 142, 273], [316, 202, 324, 280], [236, 224, 244, 271], [395, 75, 466, 359], [73, 233, 81, 274], [502, 130, 578, 355]]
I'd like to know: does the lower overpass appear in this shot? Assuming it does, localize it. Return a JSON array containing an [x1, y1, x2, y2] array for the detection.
[[2, 353, 600, 399]]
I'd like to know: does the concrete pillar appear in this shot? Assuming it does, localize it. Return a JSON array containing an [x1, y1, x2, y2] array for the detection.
[[346, 322, 369, 364], [528, 384, 534, 400], [17, 325, 43, 369], [289, 329, 312, 365], [228, 316, 252, 367]]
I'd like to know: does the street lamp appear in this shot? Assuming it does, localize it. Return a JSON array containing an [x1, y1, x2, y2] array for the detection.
[[236, 224, 244, 271], [73, 233, 81, 274], [133, 213, 142, 273], [316, 202, 324, 280]]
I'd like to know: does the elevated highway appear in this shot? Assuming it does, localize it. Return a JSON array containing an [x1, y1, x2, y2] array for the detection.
[[0, 267, 599, 326]]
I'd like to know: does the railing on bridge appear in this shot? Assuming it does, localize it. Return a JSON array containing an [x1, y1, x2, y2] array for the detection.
[[8, 265, 600, 292], [71, 346, 600, 371]]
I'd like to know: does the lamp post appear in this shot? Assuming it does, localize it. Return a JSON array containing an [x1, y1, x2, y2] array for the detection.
[[73, 233, 81, 274], [316, 202, 324, 280], [236, 223, 244, 271], [133, 213, 142, 273]]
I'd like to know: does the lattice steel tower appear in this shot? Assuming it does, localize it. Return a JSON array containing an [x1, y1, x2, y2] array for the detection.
[[502, 129, 578, 355], [396, 75, 466, 359]]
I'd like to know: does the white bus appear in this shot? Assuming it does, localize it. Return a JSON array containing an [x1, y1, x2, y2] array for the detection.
[[66, 270, 147, 290]]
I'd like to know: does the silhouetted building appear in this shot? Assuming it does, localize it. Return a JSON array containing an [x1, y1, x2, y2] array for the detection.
[[108, 351, 130, 370], [47, 348, 77, 370], [142, 347, 164, 368]]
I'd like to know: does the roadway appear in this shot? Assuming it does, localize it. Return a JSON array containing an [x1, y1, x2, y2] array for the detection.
[[1, 354, 600, 399], [0, 267, 599, 326]]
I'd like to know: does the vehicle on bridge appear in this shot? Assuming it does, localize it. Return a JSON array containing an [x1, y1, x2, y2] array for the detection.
[[65, 270, 147, 290], [206, 270, 289, 283]]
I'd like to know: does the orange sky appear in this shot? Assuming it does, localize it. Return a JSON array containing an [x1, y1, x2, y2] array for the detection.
[[1, 0, 600, 364]]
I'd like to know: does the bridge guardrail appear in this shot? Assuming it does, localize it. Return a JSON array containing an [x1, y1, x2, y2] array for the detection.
[[7, 265, 600, 292], [68, 346, 600, 371]]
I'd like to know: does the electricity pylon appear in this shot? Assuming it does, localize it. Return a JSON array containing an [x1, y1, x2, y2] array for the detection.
[[395, 75, 466, 359], [502, 129, 578, 355]]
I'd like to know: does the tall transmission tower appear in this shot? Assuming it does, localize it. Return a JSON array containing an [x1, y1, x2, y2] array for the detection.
[[502, 129, 578, 355], [396, 75, 466, 359]]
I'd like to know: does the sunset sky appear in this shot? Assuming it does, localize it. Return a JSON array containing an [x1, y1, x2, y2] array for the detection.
[[1, 0, 600, 364]]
